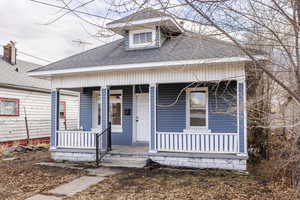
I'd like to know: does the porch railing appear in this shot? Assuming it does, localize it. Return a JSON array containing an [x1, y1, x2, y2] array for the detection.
[[156, 132, 239, 153], [57, 130, 99, 149]]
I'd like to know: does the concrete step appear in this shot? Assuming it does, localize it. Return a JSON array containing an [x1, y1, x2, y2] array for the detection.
[[101, 154, 148, 168]]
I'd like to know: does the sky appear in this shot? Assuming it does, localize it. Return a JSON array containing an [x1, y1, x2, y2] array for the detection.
[[0, 0, 117, 65]]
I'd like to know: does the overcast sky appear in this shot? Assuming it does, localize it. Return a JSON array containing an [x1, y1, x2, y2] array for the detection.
[[0, 0, 118, 65]]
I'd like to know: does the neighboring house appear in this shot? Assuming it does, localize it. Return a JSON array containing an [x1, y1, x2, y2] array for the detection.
[[29, 9, 266, 170], [0, 42, 79, 146]]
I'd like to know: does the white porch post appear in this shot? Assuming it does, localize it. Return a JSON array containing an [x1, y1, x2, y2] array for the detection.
[[101, 86, 109, 149], [237, 79, 247, 155], [51, 89, 60, 149], [149, 83, 157, 152]]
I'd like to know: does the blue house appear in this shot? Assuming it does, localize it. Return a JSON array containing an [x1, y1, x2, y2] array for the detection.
[[29, 9, 266, 170]]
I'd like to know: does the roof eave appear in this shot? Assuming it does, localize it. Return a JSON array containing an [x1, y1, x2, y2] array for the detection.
[[28, 55, 268, 77]]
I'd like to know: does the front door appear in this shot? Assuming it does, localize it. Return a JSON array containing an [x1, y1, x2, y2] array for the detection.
[[136, 93, 149, 142]]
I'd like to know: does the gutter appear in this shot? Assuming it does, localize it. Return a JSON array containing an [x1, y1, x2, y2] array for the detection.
[[28, 55, 267, 77]]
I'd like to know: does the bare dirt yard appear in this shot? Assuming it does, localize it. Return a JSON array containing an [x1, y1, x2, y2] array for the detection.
[[0, 145, 86, 200], [0, 146, 297, 200], [66, 166, 297, 200]]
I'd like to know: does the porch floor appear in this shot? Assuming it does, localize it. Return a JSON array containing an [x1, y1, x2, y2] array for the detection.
[[109, 145, 148, 156]]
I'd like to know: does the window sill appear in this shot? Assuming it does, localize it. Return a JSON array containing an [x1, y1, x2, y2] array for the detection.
[[183, 128, 211, 134]]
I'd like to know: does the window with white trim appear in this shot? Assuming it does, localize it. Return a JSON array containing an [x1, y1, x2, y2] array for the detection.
[[109, 90, 123, 132], [129, 29, 156, 48], [0, 98, 19, 116], [187, 88, 208, 128], [133, 32, 152, 44]]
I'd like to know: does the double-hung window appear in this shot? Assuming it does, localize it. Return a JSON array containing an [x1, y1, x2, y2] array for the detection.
[[0, 98, 19, 116], [129, 29, 155, 48], [186, 88, 208, 129]]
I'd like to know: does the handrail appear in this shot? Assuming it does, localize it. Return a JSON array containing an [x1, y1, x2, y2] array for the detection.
[[95, 122, 111, 166]]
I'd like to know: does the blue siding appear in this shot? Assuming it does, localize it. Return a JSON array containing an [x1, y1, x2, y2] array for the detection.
[[208, 82, 237, 133], [80, 88, 93, 131], [51, 90, 59, 148], [157, 83, 186, 132], [238, 82, 245, 153], [111, 86, 133, 145], [157, 82, 237, 133]]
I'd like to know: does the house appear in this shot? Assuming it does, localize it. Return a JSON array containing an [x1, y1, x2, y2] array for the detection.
[[29, 9, 266, 170], [0, 41, 79, 146]]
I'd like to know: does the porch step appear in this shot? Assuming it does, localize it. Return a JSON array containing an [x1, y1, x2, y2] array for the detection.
[[101, 154, 148, 168]]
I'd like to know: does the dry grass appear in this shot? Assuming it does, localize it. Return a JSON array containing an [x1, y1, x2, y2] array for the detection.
[[0, 148, 86, 200], [66, 167, 297, 200]]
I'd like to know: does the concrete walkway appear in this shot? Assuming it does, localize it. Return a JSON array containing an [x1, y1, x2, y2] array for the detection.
[[26, 164, 123, 200]]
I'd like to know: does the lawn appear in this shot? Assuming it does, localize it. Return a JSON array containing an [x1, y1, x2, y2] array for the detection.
[[66, 167, 297, 200], [0, 146, 86, 200]]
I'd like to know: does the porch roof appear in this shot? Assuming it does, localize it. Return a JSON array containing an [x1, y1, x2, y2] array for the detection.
[[29, 33, 265, 76]]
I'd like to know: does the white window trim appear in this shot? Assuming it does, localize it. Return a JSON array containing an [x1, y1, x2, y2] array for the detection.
[[110, 89, 123, 133], [185, 87, 209, 131], [129, 29, 156, 48]]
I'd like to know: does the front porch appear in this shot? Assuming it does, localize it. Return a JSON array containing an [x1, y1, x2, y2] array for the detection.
[[51, 81, 246, 157]]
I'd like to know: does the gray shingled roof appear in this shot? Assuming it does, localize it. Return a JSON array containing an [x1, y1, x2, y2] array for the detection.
[[31, 33, 262, 73], [107, 8, 170, 25], [0, 58, 50, 89]]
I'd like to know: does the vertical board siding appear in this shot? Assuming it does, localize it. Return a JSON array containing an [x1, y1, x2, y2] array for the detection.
[[238, 82, 245, 153], [80, 88, 93, 131], [110, 86, 133, 145], [157, 82, 237, 133]]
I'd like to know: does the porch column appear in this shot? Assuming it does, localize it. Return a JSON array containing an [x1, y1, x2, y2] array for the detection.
[[101, 86, 109, 149], [237, 80, 247, 155], [149, 83, 157, 152], [50, 89, 60, 149]]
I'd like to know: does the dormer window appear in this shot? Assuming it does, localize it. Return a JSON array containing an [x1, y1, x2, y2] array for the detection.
[[129, 29, 156, 48]]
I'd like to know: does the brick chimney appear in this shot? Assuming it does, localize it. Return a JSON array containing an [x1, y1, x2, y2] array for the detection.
[[3, 41, 17, 65]]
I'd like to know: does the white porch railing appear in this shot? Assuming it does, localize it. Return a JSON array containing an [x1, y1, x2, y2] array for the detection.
[[156, 132, 239, 153], [57, 130, 99, 149]]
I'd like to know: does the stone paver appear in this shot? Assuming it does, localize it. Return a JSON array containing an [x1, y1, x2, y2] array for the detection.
[[48, 176, 105, 196], [26, 194, 62, 200], [26, 166, 123, 200]]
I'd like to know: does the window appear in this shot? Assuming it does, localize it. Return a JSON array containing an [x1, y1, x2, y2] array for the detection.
[[0, 98, 19, 116], [187, 88, 208, 128], [129, 29, 156, 48], [59, 101, 66, 119], [133, 32, 152, 44], [109, 90, 123, 132]]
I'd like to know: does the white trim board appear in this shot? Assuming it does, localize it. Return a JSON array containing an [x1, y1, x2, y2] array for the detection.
[[28, 55, 267, 77]]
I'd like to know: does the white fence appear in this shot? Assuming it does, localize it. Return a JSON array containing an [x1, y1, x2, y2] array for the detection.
[[156, 132, 239, 153], [57, 130, 99, 149]]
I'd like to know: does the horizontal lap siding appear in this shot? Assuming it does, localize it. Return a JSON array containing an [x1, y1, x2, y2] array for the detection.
[[157, 82, 237, 133], [208, 82, 237, 133], [157, 83, 186, 132], [0, 87, 79, 142], [80, 88, 93, 131]]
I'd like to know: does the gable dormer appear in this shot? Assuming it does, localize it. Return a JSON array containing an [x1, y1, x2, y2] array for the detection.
[[106, 8, 183, 50]]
